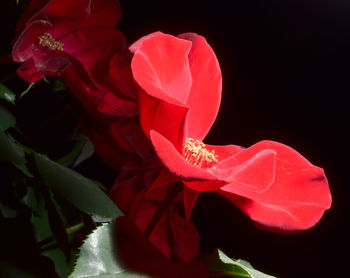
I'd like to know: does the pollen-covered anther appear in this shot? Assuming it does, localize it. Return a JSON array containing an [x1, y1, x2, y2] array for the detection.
[[38, 33, 64, 51], [184, 138, 218, 169]]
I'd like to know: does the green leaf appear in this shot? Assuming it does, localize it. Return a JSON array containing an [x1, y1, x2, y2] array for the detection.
[[0, 261, 38, 278], [69, 222, 149, 278], [23, 187, 74, 277], [0, 103, 16, 131], [0, 200, 17, 218], [57, 134, 94, 168], [23, 186, 52, 242], [0, 83, 16, 104], [0, 130, 25, 165], [72, 135, 94, 168], [34, 153, 123, 219], [0, 129, 31, 176], [52, 79, 67, 93], [42, 248, 73, 278], [202, 249, 276, 278], [46, 192, 71, 261]]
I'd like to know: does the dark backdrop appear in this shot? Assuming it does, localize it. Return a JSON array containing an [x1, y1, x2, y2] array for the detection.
[[118, 0, 348, 277], [0, 0, 348, 277]]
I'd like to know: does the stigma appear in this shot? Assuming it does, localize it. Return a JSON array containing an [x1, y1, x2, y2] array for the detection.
[[183, 138, 218, 169], [38, 33, 64, 51]]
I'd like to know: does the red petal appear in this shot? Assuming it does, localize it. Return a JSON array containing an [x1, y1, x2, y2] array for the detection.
[[150, 130, 217, 181], [207, 144, 244, 160], [16, 59, 46, 83], [129, 31, 164, 53], [106, 50, 137, 100], [110, 117, 153, 161], [131, 32, 193, 104], [138, 91, 189, 150], [85, 0, 121, 27], [12, 20, 52, 62], [170, 214, 200, 262], [131, 198, 200, 263], [145, 168, 178, 201], [216, 149, 277, 194], [98, 93, 137, 117], [218, 140, 332, 231], [178, 33, 222, 140], [115, 216, 208, 277], [45, 0, 91, 19], [183, 187, 199, 221]]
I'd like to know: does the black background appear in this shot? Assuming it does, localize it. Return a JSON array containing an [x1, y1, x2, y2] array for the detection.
[[1, 0, 348, 277], [118, 0, 348, 277]]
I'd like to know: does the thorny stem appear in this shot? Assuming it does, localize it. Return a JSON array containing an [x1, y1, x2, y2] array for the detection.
[[37, 222, 84, 249], [143, 182, 183, 239]]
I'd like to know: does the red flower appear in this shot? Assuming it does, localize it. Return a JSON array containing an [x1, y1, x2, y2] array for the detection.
[[130, 31, 332, 232], [110, 168, 200, 262], [12, 0, 137, 117]]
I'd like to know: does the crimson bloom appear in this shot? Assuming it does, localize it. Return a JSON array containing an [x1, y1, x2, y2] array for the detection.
[[130, 31, 332, 232], [109, 167, 200, 262], [12, 0, 137, 118]]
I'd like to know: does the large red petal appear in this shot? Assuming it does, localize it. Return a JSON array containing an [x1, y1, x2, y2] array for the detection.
[[131, 32, 193, 104], [218, 140, 332, 232], [213, 149, 277, 194], [178, 33, 222, 140]]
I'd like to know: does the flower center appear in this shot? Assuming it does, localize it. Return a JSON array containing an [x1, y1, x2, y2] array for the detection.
[[183, 138, 218, 169], [38, 33, 64, 51]]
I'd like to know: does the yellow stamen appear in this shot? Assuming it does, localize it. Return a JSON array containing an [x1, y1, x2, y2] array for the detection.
[[38, 33, 64, 51], [183, 138, 218, 169]]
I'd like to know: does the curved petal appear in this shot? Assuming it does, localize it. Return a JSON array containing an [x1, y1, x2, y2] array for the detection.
[[150, 130, 217, 181], [12, 20, 52, 62], [131, 32, 193, 104], [207, 144, 244, 161], [139, 91, 189, 150], [218, 140, 332, 232], [214, 149, 277, 194], [106, 50, 137, 100], [178, 33, 222, 140], [129, 31, 164, 53], [16, 59, 45, 83], [170, 214, 200, 262]]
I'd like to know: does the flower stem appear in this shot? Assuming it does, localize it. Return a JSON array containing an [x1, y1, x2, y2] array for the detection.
[[143, 182, 183, 238]]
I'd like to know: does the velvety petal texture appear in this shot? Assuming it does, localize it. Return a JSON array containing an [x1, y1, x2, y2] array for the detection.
[[130, 31, 222, 142], [177, 33, 222, 140], [130, 31, 332, 233], [218, 141, 332, 232]]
